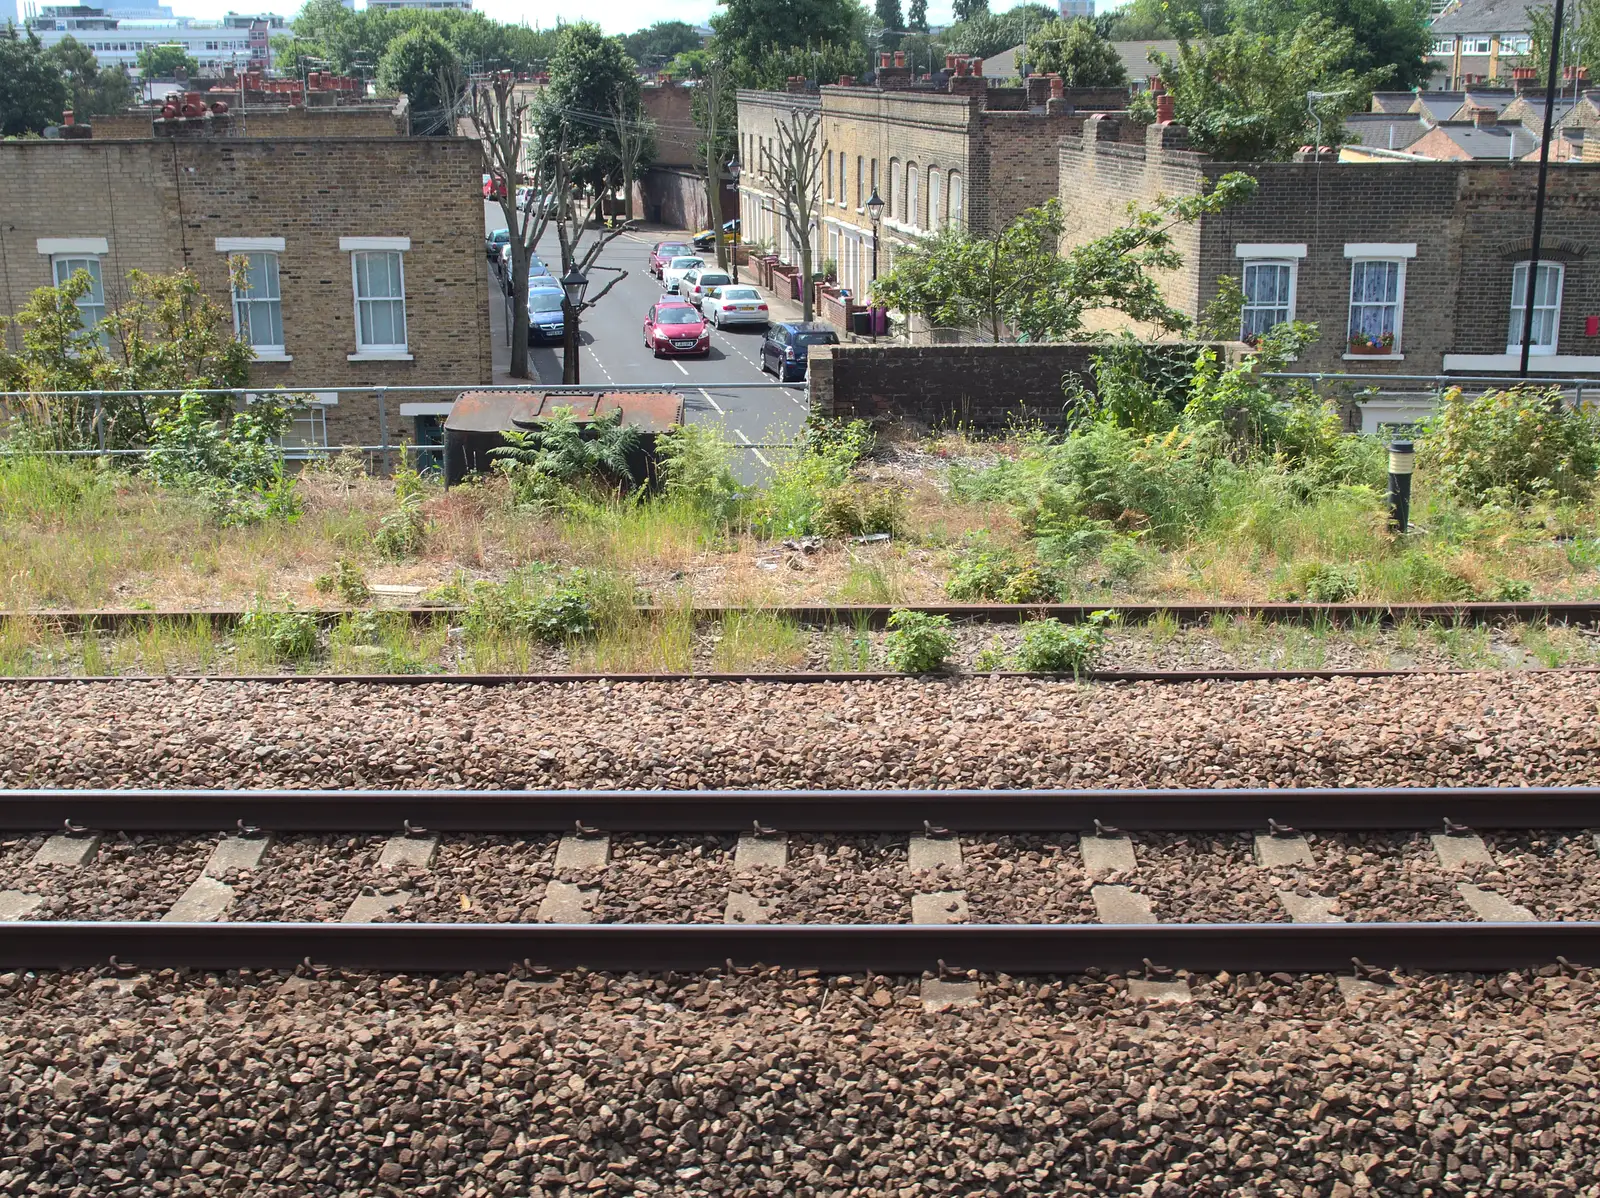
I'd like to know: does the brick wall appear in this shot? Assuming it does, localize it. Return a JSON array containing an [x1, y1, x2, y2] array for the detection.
[[92, 100, 408, 140], [736, 89, 822, 262], [0, 137, 492, 447], [809, 341, 1208, 429], [1058, 121, 1600, 375], [642, 82, 696, 167], [639, 166, 737, 232]]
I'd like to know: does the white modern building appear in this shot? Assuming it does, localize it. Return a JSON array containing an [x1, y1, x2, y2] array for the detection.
[[22, 4, 286, 73], [365, 0, 470, 9], [1057, 0, 1093, 15]]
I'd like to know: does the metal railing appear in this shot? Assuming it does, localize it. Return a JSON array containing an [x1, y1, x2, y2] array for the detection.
[[0, 381, 808, 462]]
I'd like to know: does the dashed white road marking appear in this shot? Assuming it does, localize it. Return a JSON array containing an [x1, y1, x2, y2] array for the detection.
[[698, 388, 726, 415], [734, 428, 773, 469]]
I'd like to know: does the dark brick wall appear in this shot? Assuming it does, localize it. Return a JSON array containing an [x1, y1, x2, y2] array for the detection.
[[809, 341, 1209, 430], [639, 166, 737, 232]]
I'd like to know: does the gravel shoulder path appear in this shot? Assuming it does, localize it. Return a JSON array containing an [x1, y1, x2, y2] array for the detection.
[[4, 673, 1598, 791]]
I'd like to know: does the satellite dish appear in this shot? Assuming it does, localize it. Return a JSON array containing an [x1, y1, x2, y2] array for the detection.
[[42, 126, 61, 139]]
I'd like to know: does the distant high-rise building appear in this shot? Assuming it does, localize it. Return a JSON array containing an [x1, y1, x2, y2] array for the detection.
[[366, 0, 470, 10], [24, 5, 287, 74], [1058, 0, 1093, 16]]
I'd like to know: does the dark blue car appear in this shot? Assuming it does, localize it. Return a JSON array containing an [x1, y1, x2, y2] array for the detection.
[[527, 286, 565, 345], [760, 321, 839, 382]]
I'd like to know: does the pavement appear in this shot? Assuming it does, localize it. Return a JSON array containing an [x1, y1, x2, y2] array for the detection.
[[484, 201, 810, 482]]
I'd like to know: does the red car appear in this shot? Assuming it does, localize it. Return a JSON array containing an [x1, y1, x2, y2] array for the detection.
[[648, 240, 694, 279], [483, 173, 507, 200], [643, 298, 710, 357]]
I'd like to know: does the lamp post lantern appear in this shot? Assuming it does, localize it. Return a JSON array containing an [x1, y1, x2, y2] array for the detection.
[[560, 266, 589, 385]]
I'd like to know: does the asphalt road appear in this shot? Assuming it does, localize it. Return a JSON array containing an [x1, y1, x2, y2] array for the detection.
[[484, 201, 805, 482]]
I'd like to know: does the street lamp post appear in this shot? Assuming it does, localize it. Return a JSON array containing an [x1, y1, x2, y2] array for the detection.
[[726, 155, 742, 283], [866, 185, 884, 342], [560, 266, 589, 386]]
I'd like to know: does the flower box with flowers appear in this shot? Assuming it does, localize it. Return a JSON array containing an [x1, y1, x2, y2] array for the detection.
[[1347, 331, 1395, 355]]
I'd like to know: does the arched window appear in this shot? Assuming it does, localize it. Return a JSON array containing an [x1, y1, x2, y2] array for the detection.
[[928, 167, 942, 229], [948, 172, 963, 229], [904, 162, 919, 227], [887, 157, 898, 216]]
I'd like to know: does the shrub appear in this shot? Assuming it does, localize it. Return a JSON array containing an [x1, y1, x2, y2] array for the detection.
[[1000, 563, 1063, 604], [145, 391, 300, 526], [333, 559, 372, 605], [1276, 561, 1361, 602], [238, 604, 318, 664], [818, 481, 906, 538], [753, 419, 874, 538], [883, 609, 955, 673], [375, 490, 425, 559], [1097, 536, 1149, 583], [1424, 386, 1600, 504], [945, 537, 1064, 602], [464, 568, 627, 646], [656, 422, 745, 522], [1494, 577, 1533, 601], [1013, 612, 1116, 674]]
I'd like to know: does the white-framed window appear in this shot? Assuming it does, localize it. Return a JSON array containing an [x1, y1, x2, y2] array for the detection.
[[1462, 36, 1491, 54], [1239, 260, 1297, 341], [948, 172, 963, 228], [855, 155, 863, 208], [217, 237, 286, 357], [52, 255, 106, 332], [905, 162, 919, 227], [825, 151, 833, 200], [838, 152, 847, 206], [1431, 37, 1454, 54], [1348, 260, 1406, 350], [1503, 35, 1531, 53], [341, 237, 410, 359], [928, 167, 942, 228], [1507, 261, 1564, 354]]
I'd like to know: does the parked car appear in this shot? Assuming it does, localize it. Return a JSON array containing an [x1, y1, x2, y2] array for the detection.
[[526, 286, 566, 345], [485, 227, 510, 260], [499, 245, 553, 291], [482, 173, 507, 200], [643, 298, 710, 358], [702, 285, 769, 328], [693, 219, 740, 250], [761, 321, 839, 381], [648, 241, 694, 278], [661, 256, 705, 294], [682, 268, 732, 309]]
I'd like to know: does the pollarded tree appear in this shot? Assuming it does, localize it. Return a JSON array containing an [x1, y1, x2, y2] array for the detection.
[[1025, 19, 1127, 86], [534, 22, 641, 193], [759, 106, 827, 321], [871, 174, 1257, 343]]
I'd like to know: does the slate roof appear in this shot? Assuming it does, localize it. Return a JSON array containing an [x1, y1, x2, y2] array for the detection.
[[1427, 119, 1542, 156], [1109, 39, 1181, 81], [1431, 0, 1540, 35], [1344, 113, 1431, 149]]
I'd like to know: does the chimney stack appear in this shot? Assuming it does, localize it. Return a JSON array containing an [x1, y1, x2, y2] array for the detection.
[[1049, 73, 1064, 99], [1472, 105, 1497, 128], [894, 50, 906, 67], [1156, 92, 1176, 123]]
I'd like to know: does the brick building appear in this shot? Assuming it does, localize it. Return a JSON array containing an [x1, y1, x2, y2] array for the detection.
[[738, 61, 1124, 310], [0, 136, 492, 449], [90, 96, 410, 140], [1058, 116, 1600, 376], [636, 80, 738, 231], [736, 84, 822, 266]]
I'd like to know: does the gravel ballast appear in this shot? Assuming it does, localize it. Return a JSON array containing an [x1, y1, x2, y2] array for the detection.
[[3, 673, 1599, 791], [5, 965, 1600, 1196]]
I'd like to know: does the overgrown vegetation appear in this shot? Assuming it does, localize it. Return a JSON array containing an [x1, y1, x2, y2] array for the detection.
[[883, 609, 955, 673]]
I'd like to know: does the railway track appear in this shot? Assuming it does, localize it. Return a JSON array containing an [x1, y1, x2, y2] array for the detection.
[[9, 599, 1600, 632], [5, 786, 1600, 975]]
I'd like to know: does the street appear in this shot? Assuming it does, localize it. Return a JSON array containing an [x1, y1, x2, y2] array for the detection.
[[485, 201, 806, 482]]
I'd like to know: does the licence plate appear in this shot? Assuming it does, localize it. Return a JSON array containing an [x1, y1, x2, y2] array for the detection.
[[672, 340, 696, 349]]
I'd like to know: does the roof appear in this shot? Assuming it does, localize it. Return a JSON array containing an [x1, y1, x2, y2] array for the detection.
[[1430, 0, 1540, 35], [1414, 92, 1470, 122], [1344, 113, 1430, 150], [1419, 119, 1542, 158], [445, 390, 683, 436], [1370, 92, 1419, 114], [1110, 39, 1181, 82], [983, 45, 1024, 79]]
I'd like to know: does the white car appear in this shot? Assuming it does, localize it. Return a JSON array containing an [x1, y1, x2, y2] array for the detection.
[[683, 268, 733, 308], [661, 255, 705, 294], [703, 285, 770, 328]]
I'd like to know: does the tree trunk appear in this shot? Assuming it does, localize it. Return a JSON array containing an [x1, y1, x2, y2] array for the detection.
[[508, 234, 531, 380], [707, 144, 727, 273], [800, 236, 814, 323]]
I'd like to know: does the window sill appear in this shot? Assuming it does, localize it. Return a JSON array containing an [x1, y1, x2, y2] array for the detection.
[[252, 351, 293, 362], [348, 351, 414, 362], [1342, 352, 1405, 361]]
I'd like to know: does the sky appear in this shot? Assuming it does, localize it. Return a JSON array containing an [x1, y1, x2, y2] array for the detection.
[[110, 0, 966, 37]]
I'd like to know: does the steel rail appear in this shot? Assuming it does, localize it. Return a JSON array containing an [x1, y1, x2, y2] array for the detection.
[[6, 786, 1599, 832], [10, 600, 1600, 633], [1, 666, 1596, 686], [4, 920, 1598, 974]]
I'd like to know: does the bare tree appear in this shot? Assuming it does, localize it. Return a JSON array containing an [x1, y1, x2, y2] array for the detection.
[[471, 72, 556, 380], [691, 59, 735, 273], [608, 92, 653, 224], [761, 107, 826, 322], [546, 139, 631, 385]]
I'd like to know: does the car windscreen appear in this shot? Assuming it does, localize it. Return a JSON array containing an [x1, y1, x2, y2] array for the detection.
[[793, 332, 837, 345], [658, 244, 691, 257], [697, 274, 731, 287], [669, 257, 703, 269], [657, 306, 698, 324], [720, 288, 760, 301], [528, 291, 564, 313]]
